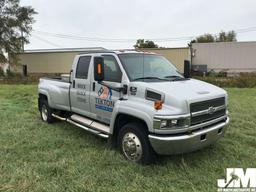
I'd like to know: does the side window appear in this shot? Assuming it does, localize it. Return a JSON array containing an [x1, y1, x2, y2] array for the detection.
[[103, 55, 122, 82], [76, 56, 91, 79]]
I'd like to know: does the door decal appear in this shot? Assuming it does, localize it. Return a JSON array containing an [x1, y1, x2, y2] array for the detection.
[[76, 84, 87, 103], [95, 86, 114, 112]]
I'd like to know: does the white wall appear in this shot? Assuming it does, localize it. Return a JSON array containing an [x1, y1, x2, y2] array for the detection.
[[192, 42, 256, 73]]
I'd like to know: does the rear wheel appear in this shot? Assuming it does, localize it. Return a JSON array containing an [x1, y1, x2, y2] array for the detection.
[[39, 99, 54, 123], [118, 122, 157, 164]]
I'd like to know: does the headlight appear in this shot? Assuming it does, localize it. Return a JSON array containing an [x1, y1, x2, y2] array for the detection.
[[160, 120, 168, 128], [157, 118, 190, 129]]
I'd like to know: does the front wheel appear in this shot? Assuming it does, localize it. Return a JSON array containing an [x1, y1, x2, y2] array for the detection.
[[118, 122, 157, 164]]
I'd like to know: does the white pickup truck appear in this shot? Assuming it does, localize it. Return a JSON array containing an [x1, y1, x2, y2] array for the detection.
[[38, 50, 229, 164]]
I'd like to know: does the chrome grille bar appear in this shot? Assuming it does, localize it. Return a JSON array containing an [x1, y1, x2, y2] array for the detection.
[[191, 105, 226, 117]]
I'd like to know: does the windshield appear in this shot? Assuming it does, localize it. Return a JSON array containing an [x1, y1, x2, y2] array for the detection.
[[118, 53, 183, 82]]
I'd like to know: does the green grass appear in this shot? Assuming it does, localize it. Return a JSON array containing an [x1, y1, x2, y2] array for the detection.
[[0, 85, 256, 192]]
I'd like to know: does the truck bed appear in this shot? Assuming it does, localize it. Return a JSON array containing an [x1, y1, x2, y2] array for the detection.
[[39, 76, 71, 112], [41, 74, 70, 83]]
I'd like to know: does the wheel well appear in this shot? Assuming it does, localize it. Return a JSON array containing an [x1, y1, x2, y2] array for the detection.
[[38, 94, 48, 111], [111, 114, 148, 148], [38, 94, 70, 118], [39, 93, 48, 101]]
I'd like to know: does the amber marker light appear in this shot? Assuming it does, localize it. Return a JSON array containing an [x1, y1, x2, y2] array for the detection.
[[97, 64, 101, 74], [154, 100, 163, 110]]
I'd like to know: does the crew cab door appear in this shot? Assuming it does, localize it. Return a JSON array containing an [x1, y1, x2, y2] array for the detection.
[[70, 55, 92, 117], [90, 54, 122, 124]]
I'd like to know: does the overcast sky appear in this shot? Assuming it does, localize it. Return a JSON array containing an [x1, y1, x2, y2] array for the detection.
[[20, 0, 256, 50]]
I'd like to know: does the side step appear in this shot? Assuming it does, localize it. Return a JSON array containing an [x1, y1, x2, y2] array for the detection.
[[52, 114, 109, 139], [70, 114, 93, 126], [70, 114, 110, 134]]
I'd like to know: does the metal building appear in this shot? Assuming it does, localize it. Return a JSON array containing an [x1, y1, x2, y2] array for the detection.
[[16, 47, 106, 74], [192, 41, 256, 74], [16, 47, 189, 74]]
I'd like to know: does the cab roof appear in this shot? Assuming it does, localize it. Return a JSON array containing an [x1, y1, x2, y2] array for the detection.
[[78, 50, 157, 55]]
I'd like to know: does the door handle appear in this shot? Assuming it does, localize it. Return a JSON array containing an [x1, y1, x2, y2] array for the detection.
[[73, 80, 75, 88], [92, 82, 95, 91]]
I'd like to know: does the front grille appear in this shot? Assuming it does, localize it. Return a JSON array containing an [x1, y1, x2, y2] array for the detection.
[[191, 109, 226, 125], [190, 97, 226, 125]]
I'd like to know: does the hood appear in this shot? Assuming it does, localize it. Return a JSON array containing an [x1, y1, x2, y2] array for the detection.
[[145, 79, 226, 101], [130, 79, 227, 114]]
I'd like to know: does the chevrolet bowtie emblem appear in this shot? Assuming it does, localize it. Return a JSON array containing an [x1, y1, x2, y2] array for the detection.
[[208, 106, 216, 114]]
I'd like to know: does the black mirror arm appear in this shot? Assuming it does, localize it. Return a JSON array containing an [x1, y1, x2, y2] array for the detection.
[[98, 81, 124, 92], [69, 70, 73, 83]]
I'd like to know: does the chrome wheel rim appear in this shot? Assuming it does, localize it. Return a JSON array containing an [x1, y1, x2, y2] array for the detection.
[[122, 132, 142, 162], [41, 105, 48, 121]]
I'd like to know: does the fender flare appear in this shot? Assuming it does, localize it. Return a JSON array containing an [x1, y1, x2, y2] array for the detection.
[[110, 101, 154, 134], [38, 90, 52, 107]]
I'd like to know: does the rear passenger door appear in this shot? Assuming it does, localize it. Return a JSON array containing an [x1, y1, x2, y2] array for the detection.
[[70, 56, 92, 117], [90, 54, 122, 124]]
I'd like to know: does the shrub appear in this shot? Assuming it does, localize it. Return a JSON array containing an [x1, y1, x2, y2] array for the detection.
[[217, 71, 227, 77], [207, 70, 218, 77], [0, 75, 39, 84], [195, 73, 256, 88], [235, 73, 256, 88], [6, 69, 16, 78]]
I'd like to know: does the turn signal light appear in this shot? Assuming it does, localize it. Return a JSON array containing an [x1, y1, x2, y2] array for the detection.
[[154, 100, 163, 110], [97, 64, 102, 74]]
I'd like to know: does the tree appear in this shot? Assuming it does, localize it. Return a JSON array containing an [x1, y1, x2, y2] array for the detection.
[[226, 30, 237, 41], [0, 0, 37, 65], [218, 31, 227, 42], [194, 33, 215, 43], [190, 30, 237, 44], [217, 30, 236, 42], [134, 39, 158, 48]]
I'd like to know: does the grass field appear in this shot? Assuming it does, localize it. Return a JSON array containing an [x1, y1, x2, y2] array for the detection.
[[0, 85, 256, 192]]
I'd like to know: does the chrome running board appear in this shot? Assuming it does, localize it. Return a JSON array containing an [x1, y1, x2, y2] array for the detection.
[[52, 113, 109, 139], [71, 114, 110, 134], [71, 114, 93, 126], [52, 114, 67, 121]]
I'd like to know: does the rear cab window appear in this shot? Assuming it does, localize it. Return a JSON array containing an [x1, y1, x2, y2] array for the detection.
[[76, 56, 91, 79]]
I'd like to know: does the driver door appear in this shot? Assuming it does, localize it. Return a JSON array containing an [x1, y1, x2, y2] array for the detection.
[[90, 54, 122, 124]]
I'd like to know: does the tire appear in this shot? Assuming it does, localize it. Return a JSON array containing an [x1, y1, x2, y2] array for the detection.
[[39, 99, 54, 123], [117, 122, 157, 165]]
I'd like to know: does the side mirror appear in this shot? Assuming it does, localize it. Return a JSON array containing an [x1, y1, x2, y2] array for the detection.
[[184, 60, 191, 78], [94, 57, 104, 81]]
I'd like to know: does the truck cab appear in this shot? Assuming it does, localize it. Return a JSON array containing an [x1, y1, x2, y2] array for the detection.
[[38, 50, 229, 164]]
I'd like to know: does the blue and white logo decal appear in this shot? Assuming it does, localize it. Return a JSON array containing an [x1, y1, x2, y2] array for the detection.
[[95, 86, 114, 112]]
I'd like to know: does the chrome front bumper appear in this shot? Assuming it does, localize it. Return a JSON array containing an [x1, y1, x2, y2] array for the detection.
[[149, 117, 230, 155]]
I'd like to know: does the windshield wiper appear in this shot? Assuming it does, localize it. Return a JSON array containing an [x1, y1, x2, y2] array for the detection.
[[164, 75, 183, 79], [164, 75, 189, 81], [133, 76, 167, 81]]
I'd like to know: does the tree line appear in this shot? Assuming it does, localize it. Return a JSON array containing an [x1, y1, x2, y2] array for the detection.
[[134, 31, 237, 48]]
